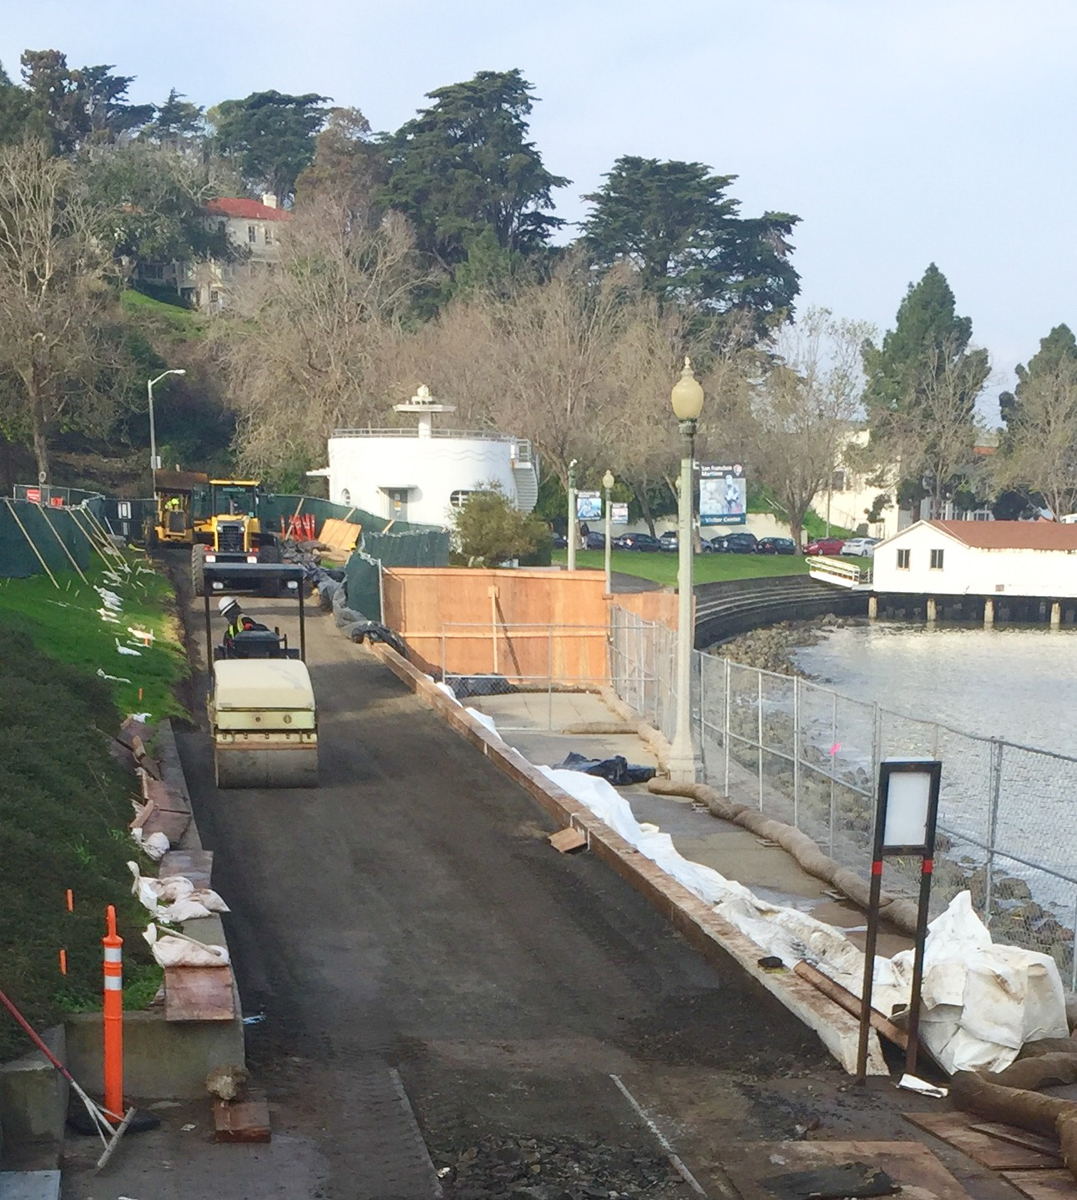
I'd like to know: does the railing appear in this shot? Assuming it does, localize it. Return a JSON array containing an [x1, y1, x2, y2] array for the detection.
[[332, 427, 533, 462], [610, 605, 1077, 987], [808, 555, 872, 588]]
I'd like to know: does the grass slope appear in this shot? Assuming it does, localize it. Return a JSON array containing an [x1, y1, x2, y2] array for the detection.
[[0, 556, 184, 1060], [554, 548, 811, 585]]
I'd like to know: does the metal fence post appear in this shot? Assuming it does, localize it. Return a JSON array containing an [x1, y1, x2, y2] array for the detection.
[[1072, 892, 1077, 993], [724, 657, 731, 796], [698, 651, 706, 778], [829, 691, 838, 860], [985, 739, 1003, 926], [548, 627, 554, 731], [757, 670, 764, 811], [793, 676, 800, 830]]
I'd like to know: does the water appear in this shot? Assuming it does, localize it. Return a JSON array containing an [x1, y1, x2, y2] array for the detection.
[[792, 622, 1077, 757]]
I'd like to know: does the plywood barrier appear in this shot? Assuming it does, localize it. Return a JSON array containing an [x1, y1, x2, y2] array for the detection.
[[318, 518, 361, 554], [611, 588, 678, 630]]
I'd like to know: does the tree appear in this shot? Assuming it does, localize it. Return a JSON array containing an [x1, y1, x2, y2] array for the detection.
[[0, 63, 31, 144], [449, 482, 546, 565], [861, 263, 989, 512], [294, 106, 381, 215], [995, 337, 1077, 520], [220, 199, 425, 480], [382, 69, 567, 269], [79, 65, 154, 140], [580, 156, 800, 335], [211, 90, 330, 203], [746, 309, 869, 547], [142, 88, 204, 147], [20, 50, 88, 154], [85, 142, 234, 267], [0, 140, 123, 481]]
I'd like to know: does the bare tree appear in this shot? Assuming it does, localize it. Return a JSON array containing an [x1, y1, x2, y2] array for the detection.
[[747, 309, 870, 547], [0, 139, 121, 482], [994, 356, 1077, 520], [220, 199, 428, 480]]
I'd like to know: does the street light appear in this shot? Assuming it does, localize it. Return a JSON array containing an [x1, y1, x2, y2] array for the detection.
[[603, 470, 615, 594], [567, 458, 578, 572], [147, 369, 186, 491], [668, 357, 705, 784]]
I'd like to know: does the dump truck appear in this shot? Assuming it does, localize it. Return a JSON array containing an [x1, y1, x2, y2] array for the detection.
[[191, 479, 281, 597], [202, 562, 317, 789]]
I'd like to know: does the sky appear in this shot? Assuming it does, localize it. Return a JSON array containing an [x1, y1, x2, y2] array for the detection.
[[4, 0, 1075, 423]]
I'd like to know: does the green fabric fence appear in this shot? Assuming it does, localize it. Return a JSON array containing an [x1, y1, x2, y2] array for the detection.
[[0, 500, 98, 579]]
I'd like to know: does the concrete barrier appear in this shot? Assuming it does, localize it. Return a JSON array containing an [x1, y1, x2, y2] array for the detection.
[[0, 1027, 68, 1156], [367, 642, 887, 1076]]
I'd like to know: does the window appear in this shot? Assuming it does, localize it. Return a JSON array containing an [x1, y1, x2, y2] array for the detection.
[[896, 548, 910, 569], [831, 469, 847, 492], [218, 220, 226, 235], [930, 548, 945, 570], [248, 225, 257, 244], [340, 488, 351, 505], [450, 490, 473, 508], [264, 227, 273, 246]]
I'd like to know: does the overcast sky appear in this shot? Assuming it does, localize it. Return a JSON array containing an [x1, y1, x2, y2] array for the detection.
[[4, 0, 1074, 422]]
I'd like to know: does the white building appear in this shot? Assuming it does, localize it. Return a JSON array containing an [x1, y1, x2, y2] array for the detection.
[[318, 387, 539, 527], [137, 194, 287, 310], [874, 520, 1077, 598]]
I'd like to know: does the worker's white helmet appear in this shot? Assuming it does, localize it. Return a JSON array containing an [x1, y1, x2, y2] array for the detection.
[[217, 596, 239, 616]]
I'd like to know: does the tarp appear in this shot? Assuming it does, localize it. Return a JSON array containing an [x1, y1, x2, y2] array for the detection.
[[0, 500, 97, 579], [343, 552, 382, 622]]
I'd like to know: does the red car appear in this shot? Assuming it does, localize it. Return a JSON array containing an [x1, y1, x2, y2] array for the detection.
[[804, 537, 845, 556]]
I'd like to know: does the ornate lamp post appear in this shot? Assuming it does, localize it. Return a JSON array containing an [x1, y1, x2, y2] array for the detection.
[[603, 469, 615, 593], [668, 358, 704, 784]]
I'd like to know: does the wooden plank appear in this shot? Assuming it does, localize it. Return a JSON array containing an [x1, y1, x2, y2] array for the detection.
[[722, 1141, 973, 1200], [164, 966, 235, 1022], [795, 961, 909, 1049], [549, 827, 587, 853], [970, 1123, 1061, 1159], [903, 1111, 1060, 1170], [160, 850, 214, 890], [141, 773, 191, 814], [213, 1093, 271, 1143], [1002, 1170, 1077, 1200]]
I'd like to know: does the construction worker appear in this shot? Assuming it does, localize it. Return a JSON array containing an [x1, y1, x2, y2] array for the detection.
[[218, 596, 257, 651]]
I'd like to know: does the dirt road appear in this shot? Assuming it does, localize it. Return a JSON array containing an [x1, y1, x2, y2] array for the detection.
[[70, 575, 942, 1199]]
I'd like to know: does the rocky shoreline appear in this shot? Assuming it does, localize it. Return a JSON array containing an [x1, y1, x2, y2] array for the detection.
[[708, 614, 867, 676]]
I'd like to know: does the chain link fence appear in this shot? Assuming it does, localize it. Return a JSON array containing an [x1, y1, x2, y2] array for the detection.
[[610, 606, 1077, 985]]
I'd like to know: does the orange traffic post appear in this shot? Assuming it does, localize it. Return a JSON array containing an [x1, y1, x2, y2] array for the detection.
[[102, 905, 123, 1119]]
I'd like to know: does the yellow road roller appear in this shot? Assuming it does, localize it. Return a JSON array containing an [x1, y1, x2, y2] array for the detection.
[[201, 562, 318, 789]]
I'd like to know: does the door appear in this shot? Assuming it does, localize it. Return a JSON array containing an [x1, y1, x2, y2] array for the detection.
[[387, 489, 408, 521]]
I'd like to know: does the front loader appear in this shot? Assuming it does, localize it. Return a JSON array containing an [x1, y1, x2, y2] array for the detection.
[[191, 479, 281, 596]]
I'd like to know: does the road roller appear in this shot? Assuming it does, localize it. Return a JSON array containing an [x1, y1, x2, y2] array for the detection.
[[201, 562, 318, 788]]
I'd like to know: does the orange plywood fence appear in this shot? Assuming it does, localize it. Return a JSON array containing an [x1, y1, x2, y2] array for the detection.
[[610, 589, 678, 630], [382, 568, 610, 681]]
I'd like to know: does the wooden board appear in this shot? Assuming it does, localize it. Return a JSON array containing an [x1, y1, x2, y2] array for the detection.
[[721, 1141, 973, 1200], [159, 850, 214, 891], [164, 966, 235, 1022], [903, 1111, 1060, 1170], [970, 1123, 1062, 1159], [214, 1093, 271, 1143], [1002, 1170, 1077, 1200], [549, 827, 587, 853]]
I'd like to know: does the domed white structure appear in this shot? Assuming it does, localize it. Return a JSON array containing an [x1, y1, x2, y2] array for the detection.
[[314, 386, 539, 526]]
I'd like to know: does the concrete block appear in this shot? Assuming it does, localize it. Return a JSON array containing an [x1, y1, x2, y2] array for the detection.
[[66, 1009, 245, 1101], [0, 1171, 61, 1200], [0, 1028, 68, 1152]]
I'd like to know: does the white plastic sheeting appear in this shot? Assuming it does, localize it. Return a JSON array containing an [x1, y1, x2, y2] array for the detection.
[[539, 766, 1068, 1074]]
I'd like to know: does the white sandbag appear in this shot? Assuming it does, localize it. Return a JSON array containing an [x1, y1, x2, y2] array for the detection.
[[143, 923, 229, 968]]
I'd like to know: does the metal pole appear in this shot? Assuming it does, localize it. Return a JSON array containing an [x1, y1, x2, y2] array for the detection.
[[668, 422, 697, 783], [724, 657, 731, 795], [604, 483, 612, 594], [698, 650, 706, 778], [757, 669, 764, 810], [905, 859, 934, 1077], [985, 739, 1002, 925], [567, 460, 577, 572], [855, 868, 884, 1082], [793, 676, 800, 829], [147, 377, 157, 494], [830, 691, 838, 859]]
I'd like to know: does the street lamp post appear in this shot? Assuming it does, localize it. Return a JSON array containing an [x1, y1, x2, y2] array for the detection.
[[603, 470, 614, 594], [567, 458, 578, 572], [668, 358, 704, 784], [147, 369, 186, 491]]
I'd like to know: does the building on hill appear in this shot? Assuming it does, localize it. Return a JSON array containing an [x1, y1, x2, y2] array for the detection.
[[136, 192, 288, 310], [309, 386, 539, 528]]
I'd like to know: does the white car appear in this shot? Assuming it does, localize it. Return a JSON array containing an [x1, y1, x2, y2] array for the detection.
[[840, 537, 879, 558]]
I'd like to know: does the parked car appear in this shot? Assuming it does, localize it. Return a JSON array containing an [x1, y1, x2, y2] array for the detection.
[[551, 531, 568, 549], [704, 535, 729, 552], [584, 531, 606, 550], [756, 537, 797, 556], [804, 537, 845, 556], [658, 530, 678, 552], [840, 537, 879, 557], [723, 532, 759, 554], [618, 532, 661, 552]]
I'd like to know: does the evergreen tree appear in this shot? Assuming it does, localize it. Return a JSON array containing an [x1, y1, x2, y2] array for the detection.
[[20, 50, 88, 153], [0, 62, 30, 144], [146, 88, 204, 145], [79, 64, 155, 139], [580, 156, 799, 335], [382, 69, 567, 268], [999, 323, 1077, 426]]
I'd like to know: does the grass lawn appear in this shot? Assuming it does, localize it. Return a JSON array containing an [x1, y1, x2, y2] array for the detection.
[[0, 551, 184, 1059], [553, 548, 812, 585], [0, 554, 187, 721]]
